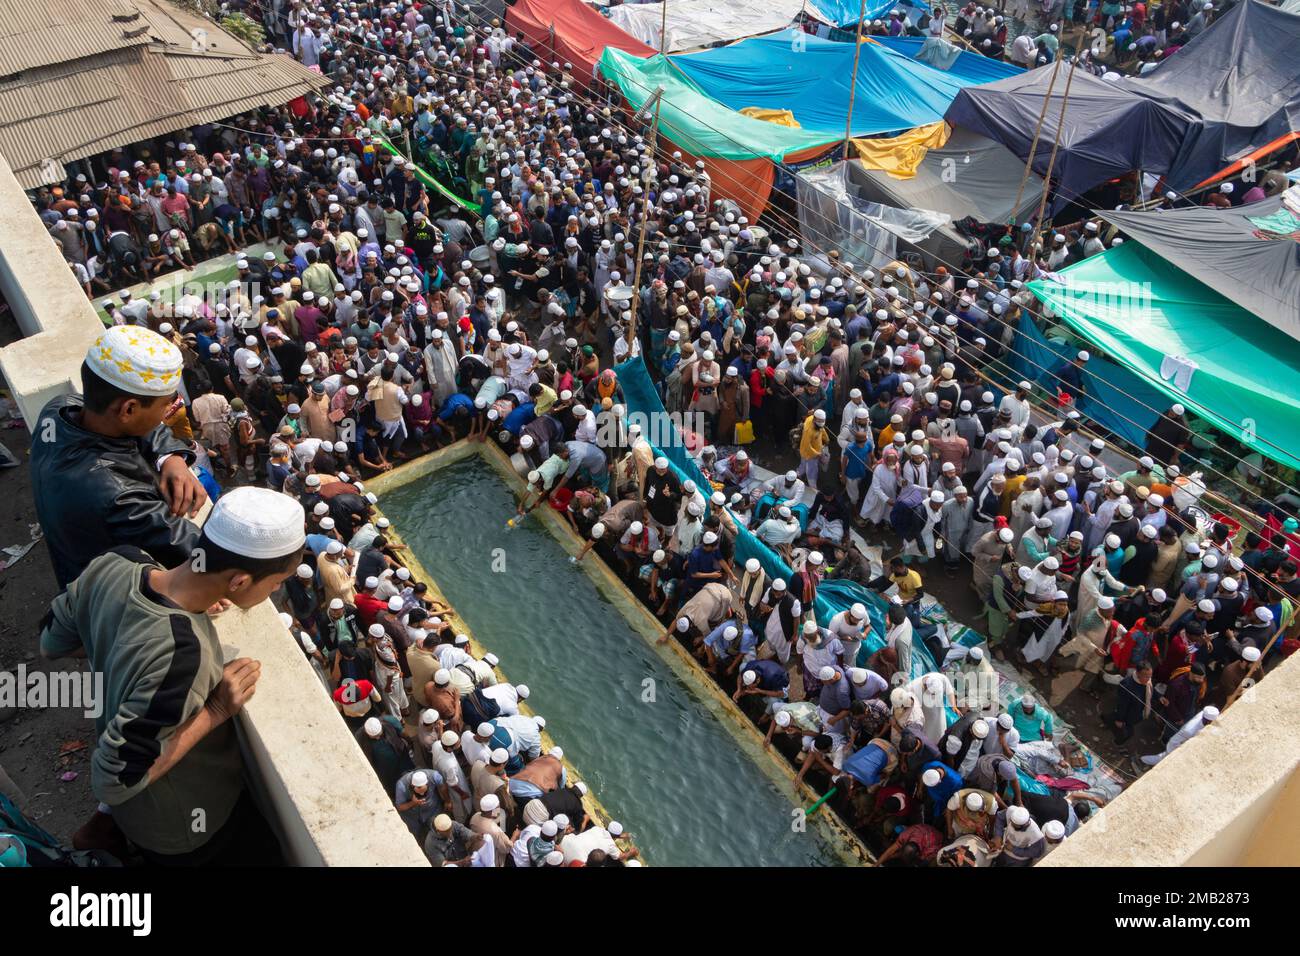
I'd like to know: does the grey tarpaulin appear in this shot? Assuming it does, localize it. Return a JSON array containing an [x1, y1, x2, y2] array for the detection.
[[1100, 192, 1300, 344], [1130, 0, 1300, 191], [852, 127, 1046, 229], [795, 162, 952, 272], [944, 65, 1196, 203]]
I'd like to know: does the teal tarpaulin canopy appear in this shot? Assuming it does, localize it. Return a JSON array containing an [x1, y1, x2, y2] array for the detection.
[[598, 47, 838, 160], [1029, 242, 1300, 473]]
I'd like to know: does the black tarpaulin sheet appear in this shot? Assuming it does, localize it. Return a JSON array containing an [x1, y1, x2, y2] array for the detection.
[[1133, 0, 1300, 189], [1100, 197, 1300, 344], [944, 65, 1196, 201]]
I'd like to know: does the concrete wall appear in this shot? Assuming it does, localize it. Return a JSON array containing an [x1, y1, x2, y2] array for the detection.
[[0, 155, 106, 427], [1042, 650, 1300, 867], [220, 598, 428, 866], [0, 152, 426, 866]]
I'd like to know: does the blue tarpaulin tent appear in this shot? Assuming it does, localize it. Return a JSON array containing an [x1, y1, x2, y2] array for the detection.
[[810, 0, 900, 27], [1009, 313, 1162, 451], [671, 29, 1007, 138], [871, 35, 1023, 84]]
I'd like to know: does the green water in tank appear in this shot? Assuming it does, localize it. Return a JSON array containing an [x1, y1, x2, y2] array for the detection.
[[380, 457, 846, 866]]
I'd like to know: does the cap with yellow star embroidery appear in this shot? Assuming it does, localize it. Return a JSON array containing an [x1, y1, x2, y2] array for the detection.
[[86, 326, 183, 397]]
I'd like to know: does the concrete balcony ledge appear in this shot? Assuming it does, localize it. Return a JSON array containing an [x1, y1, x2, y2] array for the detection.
[[0, 151, 424, 867], [1041, 649, 1300, 867], [0, 154, 107, 428], [219, 600, 428, 867]]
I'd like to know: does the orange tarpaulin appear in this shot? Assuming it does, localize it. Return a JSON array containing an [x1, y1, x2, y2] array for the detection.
[[658, 142, 832, 224], [507, 0, 656, 87], [1190, 131, 1300, 191]]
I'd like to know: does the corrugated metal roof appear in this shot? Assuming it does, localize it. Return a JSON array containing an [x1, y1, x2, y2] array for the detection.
[[0, 0, 154, 76], [0, 0, 328, 188]]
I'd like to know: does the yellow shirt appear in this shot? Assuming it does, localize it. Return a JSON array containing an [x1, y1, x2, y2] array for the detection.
[[800, 417, 828, 461], [534, 384, 558, 415], [892, 569, 924, 604], [1001, 474, 1027, 515]]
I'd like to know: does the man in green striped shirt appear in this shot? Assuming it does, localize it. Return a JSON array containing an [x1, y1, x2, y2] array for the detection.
[[40, 487, 305, 865]]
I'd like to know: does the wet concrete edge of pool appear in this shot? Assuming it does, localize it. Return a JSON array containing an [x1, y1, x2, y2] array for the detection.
[[365, 440, 876, 867]]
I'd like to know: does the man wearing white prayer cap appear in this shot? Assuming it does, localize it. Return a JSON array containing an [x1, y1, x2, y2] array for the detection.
[[40, 486, 307, 863], [1041, 819, 1067, 854], [996, 804, 1046, 865], [394, 768, 441, 839], [1139, 703, 1219, 768], [423, 811, 474, 866], [642, 453, 684, 532], [827, 602, 869, 677], [33, 324, 208, 588], [1216, 644, 1263, 710], [1145, 400, 1191, 463], [469, 791, 515, 864]]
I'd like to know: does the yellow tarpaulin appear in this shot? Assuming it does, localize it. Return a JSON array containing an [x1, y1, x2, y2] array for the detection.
[[851, 121, 951, 179], [739, 107, 802, 128]]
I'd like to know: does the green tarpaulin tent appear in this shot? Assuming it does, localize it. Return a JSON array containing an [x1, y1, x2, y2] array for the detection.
[[1029, 242, 1300, 473], [597, 48, 837, 161]]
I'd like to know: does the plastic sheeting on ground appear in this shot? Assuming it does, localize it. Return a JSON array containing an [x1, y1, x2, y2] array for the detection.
[[611, 356, 952, 677], [795, 161, 951, 271], [1029, 242, 1300, 473], [671, 29, 1001, 139], [924, 599, 1125, 801], [849, 121, 949, 178], [603, 0, 806, 53], [506, 0, 655, 83], [1099, 194, 1300, 346], [871, 35, 1023, 84], [598, 47, 837, 220]]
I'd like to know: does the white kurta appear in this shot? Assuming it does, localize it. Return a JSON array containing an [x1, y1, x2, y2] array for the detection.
[[861, 463, 899, 524]]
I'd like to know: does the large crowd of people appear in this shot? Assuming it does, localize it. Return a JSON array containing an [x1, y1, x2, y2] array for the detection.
[[17, 0, 1299, 869]]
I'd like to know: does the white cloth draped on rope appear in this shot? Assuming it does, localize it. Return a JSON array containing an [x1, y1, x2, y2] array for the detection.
[[602, 0, 809, 52]]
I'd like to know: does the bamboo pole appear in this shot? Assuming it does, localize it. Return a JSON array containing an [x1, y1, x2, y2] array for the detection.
[[1030, 51, 1083, 247], [626, 0, 670, 349], [1224, 621, 1287, 711], [1009, 52, 1063, 232], [841, 0, 870, 162]]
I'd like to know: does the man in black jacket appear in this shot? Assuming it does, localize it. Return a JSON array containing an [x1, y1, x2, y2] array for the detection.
[[31, 326, 207, 590], [1108, 661, 1154, 748]]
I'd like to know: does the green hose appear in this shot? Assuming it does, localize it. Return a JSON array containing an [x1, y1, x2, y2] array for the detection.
[[804, 786, 838, 817]]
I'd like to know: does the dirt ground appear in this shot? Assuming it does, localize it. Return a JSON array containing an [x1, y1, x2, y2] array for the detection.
[[0, 420, 97, 844]]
